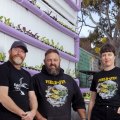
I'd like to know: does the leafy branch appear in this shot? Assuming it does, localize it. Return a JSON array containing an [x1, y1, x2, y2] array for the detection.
[[0, 52, 6, 62]]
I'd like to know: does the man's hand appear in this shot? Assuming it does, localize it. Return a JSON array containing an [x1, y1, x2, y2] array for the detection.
[[35, 116, 47, 120], [35, 111, 47, 120], [117, 107, 120, 114], [21, 111, 35, 120], [19, 111, 27, 118]]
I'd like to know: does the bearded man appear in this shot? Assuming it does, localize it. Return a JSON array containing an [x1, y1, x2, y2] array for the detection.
[[32, 49, 86, 120], [0, 41, 38, 120]]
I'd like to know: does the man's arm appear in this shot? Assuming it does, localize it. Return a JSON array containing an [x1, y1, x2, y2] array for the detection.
[[0, 86, 26, 117], [35, 111, 47, 120], [22, 91, 38, 120], [29, 91, 38, 116], [77, 108, 87, 120], [88, 91, 96, 120]]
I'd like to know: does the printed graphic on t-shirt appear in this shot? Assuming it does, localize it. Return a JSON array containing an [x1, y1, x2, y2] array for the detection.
[[96, 80, 118, 99], [14, 77, 28, 95], [45, 80, 66, 85], [45, 85, 68, 107]]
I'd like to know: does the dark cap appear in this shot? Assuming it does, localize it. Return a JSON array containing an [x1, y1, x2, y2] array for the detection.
[[10, 41, 28, 52]]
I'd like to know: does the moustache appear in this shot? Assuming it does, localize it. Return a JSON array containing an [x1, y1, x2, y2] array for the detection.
[[50, 64, 56, 67], [14, 55, 23, 59]]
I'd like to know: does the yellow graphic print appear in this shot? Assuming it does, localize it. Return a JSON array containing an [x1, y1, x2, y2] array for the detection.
[[97, 77, 118, 99], [98, 76, 117, 82], [45, 80, 66, 85], [45, 85, 68, 107]]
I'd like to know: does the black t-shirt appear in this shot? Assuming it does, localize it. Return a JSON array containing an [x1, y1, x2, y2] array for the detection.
[[0, 61, 33, 120], [90, 67, 120, 106], [32, 66, 85, 120]]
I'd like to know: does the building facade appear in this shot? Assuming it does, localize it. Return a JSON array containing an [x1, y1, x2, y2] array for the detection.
[[76, 47, 99, 88], [0, 0, 82, 77], [0, 0, 82, 120]]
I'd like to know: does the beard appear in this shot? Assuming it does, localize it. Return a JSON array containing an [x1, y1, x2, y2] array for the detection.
[[9, 55, 24, 65], [13, 57, 23, 65], [46, 64, 60, 76]]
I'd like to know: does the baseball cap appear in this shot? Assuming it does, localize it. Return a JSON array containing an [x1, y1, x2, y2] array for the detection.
[[10, 41, 28, 52]]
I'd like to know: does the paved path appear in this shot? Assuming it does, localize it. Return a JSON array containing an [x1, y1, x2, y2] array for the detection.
[[71, 103, 88, 120]]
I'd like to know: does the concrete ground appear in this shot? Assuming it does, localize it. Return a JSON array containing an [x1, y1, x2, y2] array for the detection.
[[71, 103, 88, 120], [71, 109, 80, 120]]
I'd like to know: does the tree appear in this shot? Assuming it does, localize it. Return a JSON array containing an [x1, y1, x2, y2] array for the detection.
[[78, 0, 120, 66]]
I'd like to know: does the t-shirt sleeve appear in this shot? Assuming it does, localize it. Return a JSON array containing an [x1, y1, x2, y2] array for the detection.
[[25, 71, 34, 91], [0, 64, 9, 86], [31, 75, 36, 90], [31, 75, 37, 92], [72, 80, 85, 111], [29, 76, 34, 91], [31, 75, 40, 100], [90, 74, 97, 92]]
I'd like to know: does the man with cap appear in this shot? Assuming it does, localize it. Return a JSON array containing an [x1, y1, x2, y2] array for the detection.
[[0, 41, 38, 120]]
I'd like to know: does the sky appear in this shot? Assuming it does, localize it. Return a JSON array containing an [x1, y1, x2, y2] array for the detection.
[[78, 12, 99, 38], [79, 25, 95, 38]]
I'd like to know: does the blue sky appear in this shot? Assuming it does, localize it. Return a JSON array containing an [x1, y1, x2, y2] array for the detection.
[[78, 12, 99, 38]]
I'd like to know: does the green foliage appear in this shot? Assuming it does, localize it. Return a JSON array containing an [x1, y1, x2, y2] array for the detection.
[[0, 53, 6, 61], [65, 68, 80, 78], [81, 0, 120, 37], [0, 15, 74, 57], [34, 63, 43, 71], [59, 45, 64, 51], [88, 28, 105, 49], [22, 62, 43, 71], [80, 0, 120, 55], [82, 91, 91, 100], [0, 16, 3, 22], [4, 17, 12, 26], [22, 62, 28, 67]]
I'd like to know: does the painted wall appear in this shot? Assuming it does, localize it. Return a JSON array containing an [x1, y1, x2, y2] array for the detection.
[[0, 0, 81, 78], [0, 1, 83, 119]]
